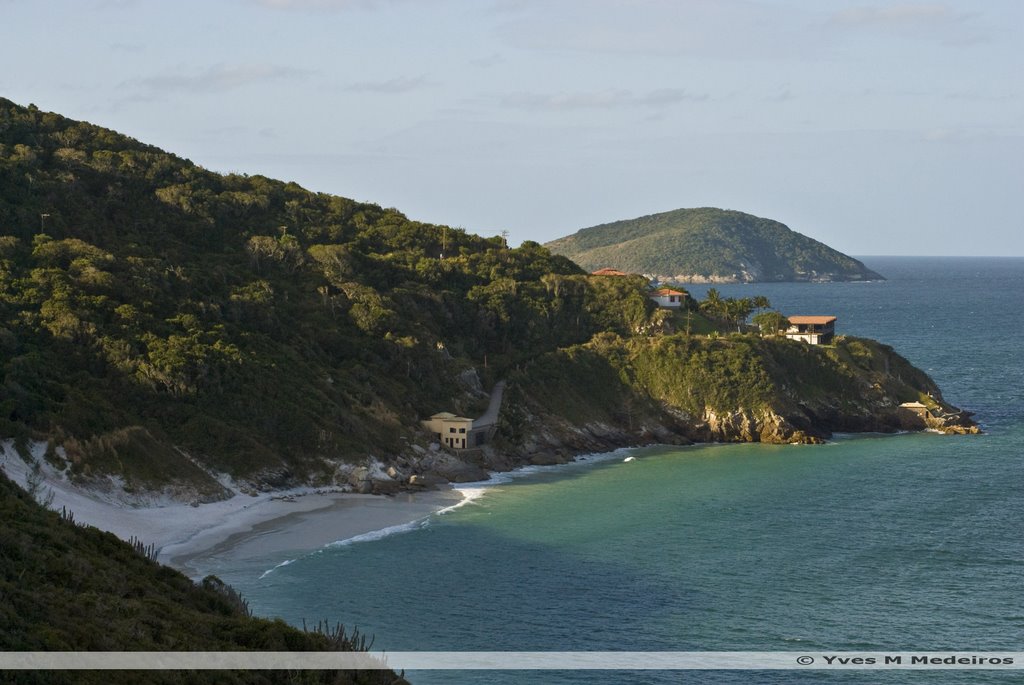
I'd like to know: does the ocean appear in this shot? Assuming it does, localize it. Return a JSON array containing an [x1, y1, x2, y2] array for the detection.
[[201, 257, 1024, 684]]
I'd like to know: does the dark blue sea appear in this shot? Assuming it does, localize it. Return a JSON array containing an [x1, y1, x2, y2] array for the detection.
[[205, 257, 1024, 684]]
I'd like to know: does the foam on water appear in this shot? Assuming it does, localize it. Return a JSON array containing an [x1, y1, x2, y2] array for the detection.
[[257, 557, 295, 580], [326, 517, 430, 548], [258, 516, 434, 577]]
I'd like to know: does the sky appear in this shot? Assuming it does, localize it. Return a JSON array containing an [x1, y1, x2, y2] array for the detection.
[[2, 0, 1022, 255]]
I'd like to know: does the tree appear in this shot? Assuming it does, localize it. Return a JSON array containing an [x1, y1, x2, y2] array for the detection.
[[752, 311, 790, 336], [724, 298, 755, 332], [701, 288, 725, 319]]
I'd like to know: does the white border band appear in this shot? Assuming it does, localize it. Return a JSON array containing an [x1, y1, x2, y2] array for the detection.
[[0, 652, 1021, 670]]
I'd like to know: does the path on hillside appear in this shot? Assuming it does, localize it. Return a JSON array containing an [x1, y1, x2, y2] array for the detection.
[[473, 380, 506, 427]]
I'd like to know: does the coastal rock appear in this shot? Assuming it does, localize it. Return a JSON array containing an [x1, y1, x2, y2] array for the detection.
[[481, 448, 515, 472], [347, 467, 370, 489], [409, 473, 449, 488], [700, 408, 759, 442], [904, 405, 982, 435], [896, 405, 929, 431], [457, 368, 487, 397], [529, 451, 563, 466], [250, 467, 294, 491], [371, 478, 402, 495], [421, 452, 489, 483]]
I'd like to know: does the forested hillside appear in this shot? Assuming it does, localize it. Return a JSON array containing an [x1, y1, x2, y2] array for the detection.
[[0, 467, 405, 684], [546, 207, 883, 282], [0, 98, 665, 493]]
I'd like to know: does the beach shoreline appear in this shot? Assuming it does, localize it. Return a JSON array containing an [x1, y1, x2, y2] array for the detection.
[[167, 487, 465, 579], [0, 438, 645, 580], [0, 440, 464, 579]]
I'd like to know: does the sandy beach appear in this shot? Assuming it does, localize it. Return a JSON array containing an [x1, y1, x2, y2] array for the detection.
[[0, 440, 464, 578]]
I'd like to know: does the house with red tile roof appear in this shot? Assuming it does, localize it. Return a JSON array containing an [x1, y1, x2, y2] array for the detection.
[[649, 287, 687, 308], [590, 267, 631, 277]]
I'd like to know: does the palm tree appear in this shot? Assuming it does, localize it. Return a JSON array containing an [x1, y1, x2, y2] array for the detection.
[[726, 298, 755, 332], [701, 288, 724, 318]]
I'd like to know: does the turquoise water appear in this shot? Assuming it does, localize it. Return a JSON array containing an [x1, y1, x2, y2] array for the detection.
[[209, 258, 1024, 683]]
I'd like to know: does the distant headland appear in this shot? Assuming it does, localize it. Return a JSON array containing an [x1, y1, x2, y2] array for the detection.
[[545, 207, 884, 283]]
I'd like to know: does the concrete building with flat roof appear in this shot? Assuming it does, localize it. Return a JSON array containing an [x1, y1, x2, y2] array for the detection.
[[784, 315, 837, 345]]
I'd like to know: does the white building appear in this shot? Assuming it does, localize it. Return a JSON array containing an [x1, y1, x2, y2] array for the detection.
[[421, 412, 485, 450], [649, 287, 687, 308], [784, 316, 837, 345]]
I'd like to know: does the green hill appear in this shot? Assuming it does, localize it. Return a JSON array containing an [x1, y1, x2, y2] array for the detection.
[[0, 97, 666, 495], [0, 468, 403, 684], [545, 207, 883, 282]]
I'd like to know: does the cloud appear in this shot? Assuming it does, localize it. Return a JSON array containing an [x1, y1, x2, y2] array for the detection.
[[110, 42, 145, 53], [344, 75, 431, 93], [469, 53, 504, 68], [500, 88, 708, 111], [829, 4, 974, 27], [493, 0, 826, 59], [251, 0, 419, 10], [127, 64, 312, 94], [826, 3, 988, 44], [254, 0, 363, 8], [765, 88, 795, 103]]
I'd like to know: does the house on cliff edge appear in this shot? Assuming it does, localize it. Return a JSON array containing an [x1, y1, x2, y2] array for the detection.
[[784, 316, 837, 345]]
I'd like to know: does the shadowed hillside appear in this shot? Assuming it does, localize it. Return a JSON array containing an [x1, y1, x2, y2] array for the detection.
[[0, 466, 405, 684]]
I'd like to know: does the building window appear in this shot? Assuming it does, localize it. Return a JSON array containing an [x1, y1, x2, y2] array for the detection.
[[449, 427, 456, 433], [459, 428, 466, 433]]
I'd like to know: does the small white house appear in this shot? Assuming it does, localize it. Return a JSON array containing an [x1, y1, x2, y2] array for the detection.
[[649, 287, 687, 308]]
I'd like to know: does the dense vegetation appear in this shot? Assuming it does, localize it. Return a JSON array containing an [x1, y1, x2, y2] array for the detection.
[[507, 332, 945, 445], [0, 98, 668, 492], [545, 207, 884, 282], [0, 100, 972, 677], [0, 467, 404, 684]]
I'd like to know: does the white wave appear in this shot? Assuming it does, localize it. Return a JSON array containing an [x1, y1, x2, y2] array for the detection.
[[447, 445, 648, 506], [258, 557, 296, 579], [327, 518, 430, 548], [438, 486, 487, 515]]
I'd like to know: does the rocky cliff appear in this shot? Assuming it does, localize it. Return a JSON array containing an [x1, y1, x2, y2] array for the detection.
[[237, 333, 979, 495], [489, 333, 978, 466]]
